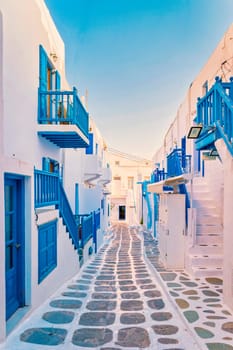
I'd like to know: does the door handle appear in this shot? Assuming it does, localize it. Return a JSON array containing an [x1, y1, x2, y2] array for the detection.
[[15, 243, 21, 249]]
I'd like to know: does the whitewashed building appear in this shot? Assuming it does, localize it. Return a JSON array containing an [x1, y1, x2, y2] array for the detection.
[[0, 0, 111, 341], [148, 24, 233, 312], [107, 149, 152, 226]]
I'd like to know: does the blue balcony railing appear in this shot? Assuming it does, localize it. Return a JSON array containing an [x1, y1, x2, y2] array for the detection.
[[167, 148, 191, 177], [34, 169, 59, 208], [151, 168, 167, 183], [196, 77, 233, 156], [38, 87, 89, 139]]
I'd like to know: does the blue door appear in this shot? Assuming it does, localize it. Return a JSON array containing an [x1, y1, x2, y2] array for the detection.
[[5, 177, 24, 320]]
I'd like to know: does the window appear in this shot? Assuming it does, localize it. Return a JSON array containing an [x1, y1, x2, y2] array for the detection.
[[128, 177, 134, 189], [113, 176, 121, 181], [202, 81, 208, 95], [38, 220, 57, 283], [115, 161, 120, 166], [42, 157, 59, 174]]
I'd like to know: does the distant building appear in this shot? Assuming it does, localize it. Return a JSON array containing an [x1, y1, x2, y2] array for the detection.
[[107, 149, 152, 226]]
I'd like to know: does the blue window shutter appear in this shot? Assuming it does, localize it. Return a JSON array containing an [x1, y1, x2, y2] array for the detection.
[[86, 133, 94, 154], [38, 220, 57, 283]]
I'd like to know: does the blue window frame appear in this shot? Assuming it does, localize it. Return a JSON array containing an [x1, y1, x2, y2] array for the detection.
[[38, 220, 57, 283], [42, 157, 59, 174]]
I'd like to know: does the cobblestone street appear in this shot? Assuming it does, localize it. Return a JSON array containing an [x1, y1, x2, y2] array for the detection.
[[2, 224, 233, 350]]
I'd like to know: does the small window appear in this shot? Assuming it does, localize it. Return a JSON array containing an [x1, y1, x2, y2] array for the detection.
[[38, 220, 57, 283], [115, 161, 120, 166], [128, 177, 134, 189], [42, 157, 59, 174], [202, 81, 208, 95], [113, 176, 121, 180]]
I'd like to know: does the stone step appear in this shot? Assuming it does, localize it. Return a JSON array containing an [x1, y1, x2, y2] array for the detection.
[[189, 243, 223, 255], [191, 266, 223, 278], [196, 206, 218, 216], [193, 199, 216, 208], [196, 214, 222, 225], [188, 254, 223, 267], [196, 233, 223, 245]]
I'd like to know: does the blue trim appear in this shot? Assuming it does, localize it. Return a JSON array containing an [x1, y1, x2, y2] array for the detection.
[[86, 133, 94, 154], [75, 183, 79, 216], [38, 220, 57, 283]]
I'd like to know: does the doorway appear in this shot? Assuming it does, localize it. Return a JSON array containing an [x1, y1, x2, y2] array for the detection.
[[119, 205, 126, 220], [5, 175, 25, 320]]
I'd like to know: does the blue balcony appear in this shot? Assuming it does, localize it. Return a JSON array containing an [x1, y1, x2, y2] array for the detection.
[[195, 77, 233, 156], [38, 87, 89, 148]]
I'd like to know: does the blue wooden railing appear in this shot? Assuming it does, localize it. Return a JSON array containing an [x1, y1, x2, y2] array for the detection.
[[196, 77, 233, 156], [81, 214, 93, 248], [34, 169, 59, 208], [38, 87, 89, 139], [93, 208, 101, 252], [166, 148, 191, 224], [34, 169, 79, 250], [167, 148, 191, 177], [151, 168, 167, 183], [59, 182, 79, 249]]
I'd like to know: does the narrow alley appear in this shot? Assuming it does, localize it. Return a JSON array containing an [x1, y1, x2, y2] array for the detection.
[[2, 225, 233, 350]]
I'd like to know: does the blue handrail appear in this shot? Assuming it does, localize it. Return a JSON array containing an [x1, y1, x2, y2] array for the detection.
[[34, 169, 79, 250], [38, 87, 89, 139], [93, 208, 101, 253], [59, 182, 79, 249], [196, 77, 233, 156]]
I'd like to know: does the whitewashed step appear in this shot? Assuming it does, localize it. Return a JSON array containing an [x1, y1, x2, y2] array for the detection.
[[196, 223, 223, 234], [196, 234, 223, 245], [196, 206, 218, 216], [196, 214, 222, 225], [189, 254, 223, 267], [189, 243, 223, 255], [193, 199, 216, 208], [191, 266, 223, 278]]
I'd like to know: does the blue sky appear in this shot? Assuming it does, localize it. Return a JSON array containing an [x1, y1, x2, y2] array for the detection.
[[45, 0, 233, 159]]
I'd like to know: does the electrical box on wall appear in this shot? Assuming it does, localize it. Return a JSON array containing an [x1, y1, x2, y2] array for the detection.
[[158, 193, 185, 269]]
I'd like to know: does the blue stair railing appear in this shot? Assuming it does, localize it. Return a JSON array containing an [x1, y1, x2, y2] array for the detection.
[[196, 76, 233, 156], [58, 182, 79, 250], [34, 169, 79, 250], [93, 208, 101, 253]]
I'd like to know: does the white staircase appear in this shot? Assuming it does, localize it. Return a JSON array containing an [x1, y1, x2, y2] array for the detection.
[[186, 177, 223, 278]]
